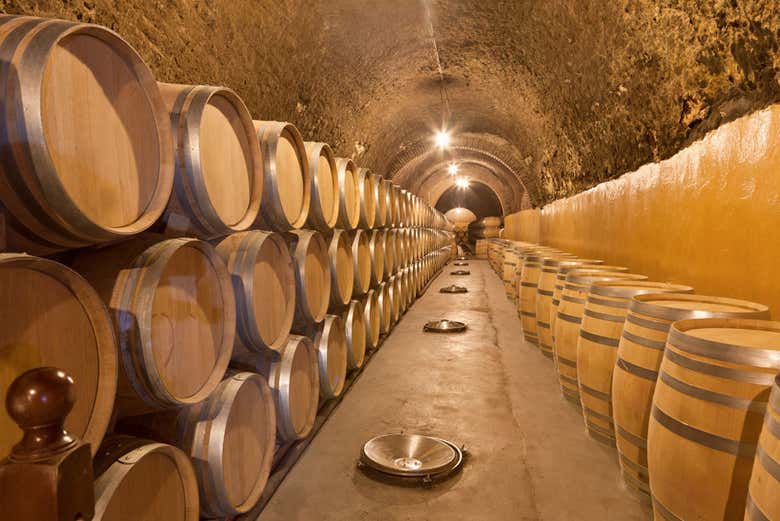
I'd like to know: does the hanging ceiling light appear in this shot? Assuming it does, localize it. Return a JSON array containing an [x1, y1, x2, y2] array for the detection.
[[435, 130, 450, 149], [447, 163, 459, 175], [455, 177, 469, 189]]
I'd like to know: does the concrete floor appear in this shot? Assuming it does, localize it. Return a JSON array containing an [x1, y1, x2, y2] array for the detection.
[[259, 260, 652, 521]]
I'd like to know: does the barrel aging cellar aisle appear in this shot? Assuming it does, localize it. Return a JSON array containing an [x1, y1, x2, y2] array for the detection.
[[2, 3, 780, 521]]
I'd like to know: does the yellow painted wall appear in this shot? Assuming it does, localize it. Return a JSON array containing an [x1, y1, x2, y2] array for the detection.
[[503, 209, 540, 243], [506, 105, 780, 315]]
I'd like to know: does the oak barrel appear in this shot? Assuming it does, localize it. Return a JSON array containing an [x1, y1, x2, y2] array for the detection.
[[368, 229, 386, 287], [577, 281, 693, 447], [388, 275, 401, 325], [350, 229, 372, 297], [548, 259, 606, 345], [255, 121, 310, 231], [363, 289, 381, 350], [613, 294, 769, 496], [312, 315, 347, 400], [373, 174, 388, 228], [356, 167, 377, 229], [343, 299, 367, 370], [325, 229, 355, 308], [158, 83, 262, 238], [116, 372, 276, 517], [388, 183, 399, 226], [335, 158, 360, 230], [648, 319, 780, 521], [73, 238, 235, 416], [378, 282, 393, 334], [304, 142, 339, 231], [286, 230, 331, 332], [552, 270, 645, 406], [382, 229, 396, 277], [746, 374, 780, 520], [258, 335, 319, 441], [93, 436, 199, 521], [0, 16, 174, 253], [216, 231, 294, 354], [0, 254, 117, 457]]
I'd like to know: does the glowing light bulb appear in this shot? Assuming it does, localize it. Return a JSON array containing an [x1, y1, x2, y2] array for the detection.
[[455, 177, 469, 189], [435, 131, 450, 148], [448, 163, 459, 175]]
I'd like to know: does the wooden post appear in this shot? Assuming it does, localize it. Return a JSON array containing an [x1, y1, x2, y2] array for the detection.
[[0, 367, 95, 520]]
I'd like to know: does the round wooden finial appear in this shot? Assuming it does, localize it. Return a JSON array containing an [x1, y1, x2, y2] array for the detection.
[[6, 367, 77, 461]]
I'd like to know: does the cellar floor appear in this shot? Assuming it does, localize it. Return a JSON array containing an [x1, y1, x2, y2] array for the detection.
[[258, 260, 652, 521]]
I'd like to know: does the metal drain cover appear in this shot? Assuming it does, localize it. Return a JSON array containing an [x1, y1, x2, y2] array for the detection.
[[450, 270, 470, 275], [360, 434, 462, 478], [440, 285, 468, 294], [423, 319, 467, 333], [453, 262, 469, 266]]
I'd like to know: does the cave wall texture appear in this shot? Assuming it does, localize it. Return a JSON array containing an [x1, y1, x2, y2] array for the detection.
[[2, 0, 778, 213]]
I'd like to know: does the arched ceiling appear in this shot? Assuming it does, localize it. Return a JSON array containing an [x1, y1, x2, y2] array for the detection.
[[436, 182, 503, 220], [9, 0, 779, 210]]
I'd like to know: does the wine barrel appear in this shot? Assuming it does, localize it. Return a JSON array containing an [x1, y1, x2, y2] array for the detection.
[[216, 231, 295, 354], [388, 184, 399, 227], [388, 275, 401, 325], [350, 229, 371, 297], [363, 289, 381, 349], [304, 142, 339, 231], [612, 294, 769, 496], [378, 282, 393, 334], [746, 374, 780, 520], [552, 270, 646, 406], [312, 315, 347, 400], [383, 229, 396, 278], [529, 251, 577, 357], [335, 158, 360, 230], [116, 373, 276, 517], [286, 230, 331, 332], [648, 319, 780, 521], [343, 299, 367, 370], [0, 16, 174, 254], [517, 251, 561, 346], [73, 238, 235, 416], [0, 254, 117, 457], [373, 174, 388, 228], [368, 229, 385, 287], [93, 436, 199, 521], [258, 335, 319, 441], [549, 259, 607, 346], [325, 229, 355, 308], [577, 281, 694, 447], [255, 121, 310, 231], [158, 83, 262, 238], [356, 168, 377, 229]]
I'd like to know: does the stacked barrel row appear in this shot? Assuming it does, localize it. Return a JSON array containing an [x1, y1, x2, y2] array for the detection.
[[485, 237, 780, 521], [0, 14, 454, 521]]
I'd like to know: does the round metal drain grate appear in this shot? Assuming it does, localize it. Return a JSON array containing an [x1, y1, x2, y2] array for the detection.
[[423, 319, 467, 333], [440, 285, 468, 294], [450, 270, 470, 275], [453, 261, 469, 266], [360, 433, 463, 479]]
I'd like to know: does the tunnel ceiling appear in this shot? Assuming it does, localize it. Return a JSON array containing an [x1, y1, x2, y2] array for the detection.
[[435, 181, 503, 220], [6, 0, 779, 210]]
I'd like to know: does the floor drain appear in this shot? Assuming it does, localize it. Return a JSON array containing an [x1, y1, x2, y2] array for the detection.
[[440, 285, 468, 294], [453, 262, 469, 266], [450, 270, 470, 275], [423, 319, 467, 333], [456, 256, 468, 260], [359, 433, 463, 483]]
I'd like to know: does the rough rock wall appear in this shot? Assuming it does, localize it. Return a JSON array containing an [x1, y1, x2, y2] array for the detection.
[[1, 0, 778, 206]]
